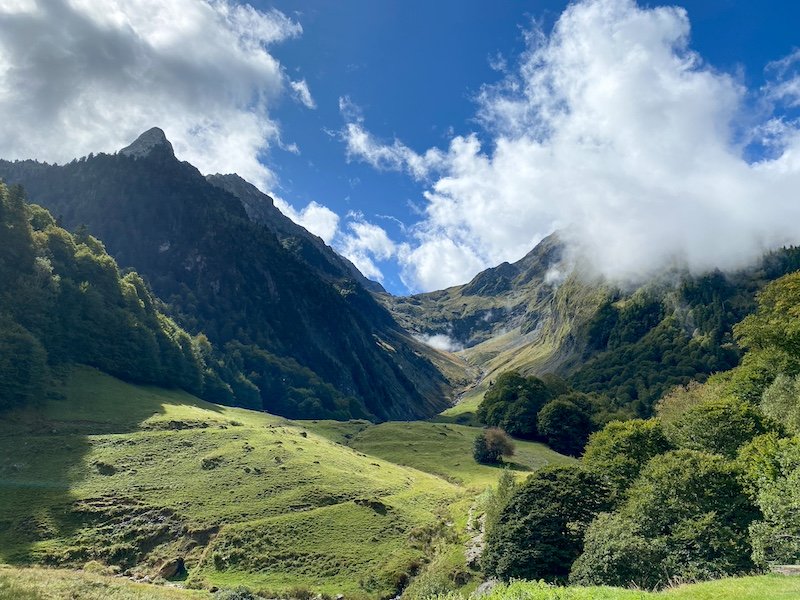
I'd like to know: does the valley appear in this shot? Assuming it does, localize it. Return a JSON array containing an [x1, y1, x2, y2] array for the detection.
[[3, 129, 800, 599]]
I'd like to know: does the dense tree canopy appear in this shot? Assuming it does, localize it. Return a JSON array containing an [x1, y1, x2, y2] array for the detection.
[[0, 182, 236, 410], [582, 418, 672, 500], [572, 450, 758, 588], [477, 371, 555, 438], [482, 465, 610, 582]]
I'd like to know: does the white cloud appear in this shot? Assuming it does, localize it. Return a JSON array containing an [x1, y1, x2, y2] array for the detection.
[[413, 333, 463, 353], [272, 196, 340, 244], [0, 0, 301, 190], [342, 122, 443, 180], [336, 218, 396, 282], [290, 78, 316, 109], [343, 0, 800, 292]]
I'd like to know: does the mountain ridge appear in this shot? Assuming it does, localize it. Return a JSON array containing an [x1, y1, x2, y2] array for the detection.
[[0, 131, 456, 421]]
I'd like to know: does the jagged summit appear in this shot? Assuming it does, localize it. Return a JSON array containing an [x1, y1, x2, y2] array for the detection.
[[119, 127, 174, 158]]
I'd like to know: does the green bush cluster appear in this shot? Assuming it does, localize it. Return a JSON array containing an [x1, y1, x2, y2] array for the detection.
[[482, 270, 800, 588], [477, 371, 625, 456]]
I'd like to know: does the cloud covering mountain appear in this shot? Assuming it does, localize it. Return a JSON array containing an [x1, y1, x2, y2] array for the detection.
[[343, 0, 800, 291]]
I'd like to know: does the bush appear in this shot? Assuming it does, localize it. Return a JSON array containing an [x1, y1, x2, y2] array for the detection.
[[482, 465, 610, 582], [581, 418, 671, 500], [738, 434, 800, 566], [572, 450, 758, 588], [473, 428, 515, 464]]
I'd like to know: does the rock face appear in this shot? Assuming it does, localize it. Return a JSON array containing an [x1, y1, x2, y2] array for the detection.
[[119, 127, 174, 158], [157, 557, 184, 580]]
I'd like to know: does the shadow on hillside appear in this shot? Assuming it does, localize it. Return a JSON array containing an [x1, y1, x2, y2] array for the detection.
[[500, 461, 532, 473], [0, 367, 190, 567]]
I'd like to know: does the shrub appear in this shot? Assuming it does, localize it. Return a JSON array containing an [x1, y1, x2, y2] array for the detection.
[[581, 418, 671, 500], [473, 428, 515, 464], [572, 450, 758, 588], [482, 465, 610, 582]]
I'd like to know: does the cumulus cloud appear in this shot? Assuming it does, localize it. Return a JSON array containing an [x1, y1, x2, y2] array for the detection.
[[290, 78, 316, 109], [336, 216, 396, 282], [0, 0, 301, 190], [343, 0, 800, 292], [272, 196, 340, 244], [342, 120, 443, 180]]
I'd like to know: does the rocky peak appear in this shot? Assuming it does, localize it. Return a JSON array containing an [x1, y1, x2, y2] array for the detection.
[[120, 127, 174, 158]]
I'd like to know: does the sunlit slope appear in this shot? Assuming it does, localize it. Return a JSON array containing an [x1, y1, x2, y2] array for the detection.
[[0, 565, 210, 599], [0, 367, 463, 598], [302, 421, 573, 489]]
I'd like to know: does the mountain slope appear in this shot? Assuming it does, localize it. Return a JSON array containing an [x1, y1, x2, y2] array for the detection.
[[387, 234, 800, 415], [0, 129, 453, 420], [0, 366, 464, 598], [206, 173, 384, 293]]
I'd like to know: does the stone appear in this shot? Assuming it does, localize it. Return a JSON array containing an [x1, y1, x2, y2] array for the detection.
[[157, 557, 184, 580]]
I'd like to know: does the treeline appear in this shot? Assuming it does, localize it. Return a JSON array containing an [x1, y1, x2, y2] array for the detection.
[[478, 270, 800, 587], [477, 371, 630, 456], [0, 183, 254, 410]]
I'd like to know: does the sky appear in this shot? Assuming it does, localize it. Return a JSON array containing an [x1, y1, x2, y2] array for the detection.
[[2, 1, 800, 295]]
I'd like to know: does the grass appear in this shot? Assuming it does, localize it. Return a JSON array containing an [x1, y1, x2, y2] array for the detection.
[[0, 565, 209, 599], [430, 576, 800, 600], [2, 567, 798, 600], [303, 421, 573, 490], [0, 366, 465, 599]]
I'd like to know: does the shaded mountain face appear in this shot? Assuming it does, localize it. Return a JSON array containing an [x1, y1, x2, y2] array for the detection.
[[0, 130, 451, 420], [206, 173, 385, 294], [386, 234, 800, 416]]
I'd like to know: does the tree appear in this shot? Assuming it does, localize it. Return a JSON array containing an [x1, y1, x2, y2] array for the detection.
[[572, 450, 758, 588], [483, 468, 517, 537], [477, 371, 554, 438], [761, 374, 800, 434], [473, 428, 515, 464], [482, 465, 610, 582], [581, 418, 671, 500], [738, 434, 800, 566], [668, 397, 770, 458], [537, 397, 593, 456]]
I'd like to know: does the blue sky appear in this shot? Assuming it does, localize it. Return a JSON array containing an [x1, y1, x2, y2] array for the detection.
[[3, 0, 800, 295], [261, 0, 800, 294]]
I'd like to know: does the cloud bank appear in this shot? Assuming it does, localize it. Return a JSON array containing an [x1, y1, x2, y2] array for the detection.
[[343, 0, 800, 292], [0, 0, 305, 191]]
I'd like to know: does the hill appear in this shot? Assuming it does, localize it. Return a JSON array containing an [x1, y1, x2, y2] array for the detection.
[[0, 129, 457, 421], [303, 420, 573, 489], [0, 366, 469, 598]]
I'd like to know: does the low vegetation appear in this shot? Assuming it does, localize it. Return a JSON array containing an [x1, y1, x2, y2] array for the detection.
[[0, 367, 465, 598]]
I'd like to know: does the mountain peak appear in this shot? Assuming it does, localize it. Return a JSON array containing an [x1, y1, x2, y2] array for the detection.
[[120, 127, 174, 158]]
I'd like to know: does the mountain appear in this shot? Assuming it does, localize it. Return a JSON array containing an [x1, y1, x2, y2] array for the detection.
[[206, 173, 385, 293], [0, 129, 456, 420], [386, 234, 800, 415]]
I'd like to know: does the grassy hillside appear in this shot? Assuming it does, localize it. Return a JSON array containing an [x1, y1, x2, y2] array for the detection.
[[0, 565, 209, 599], [432, 576, 800, 600], [0, 367, 465, 598], [304, 421, 573, 489]]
